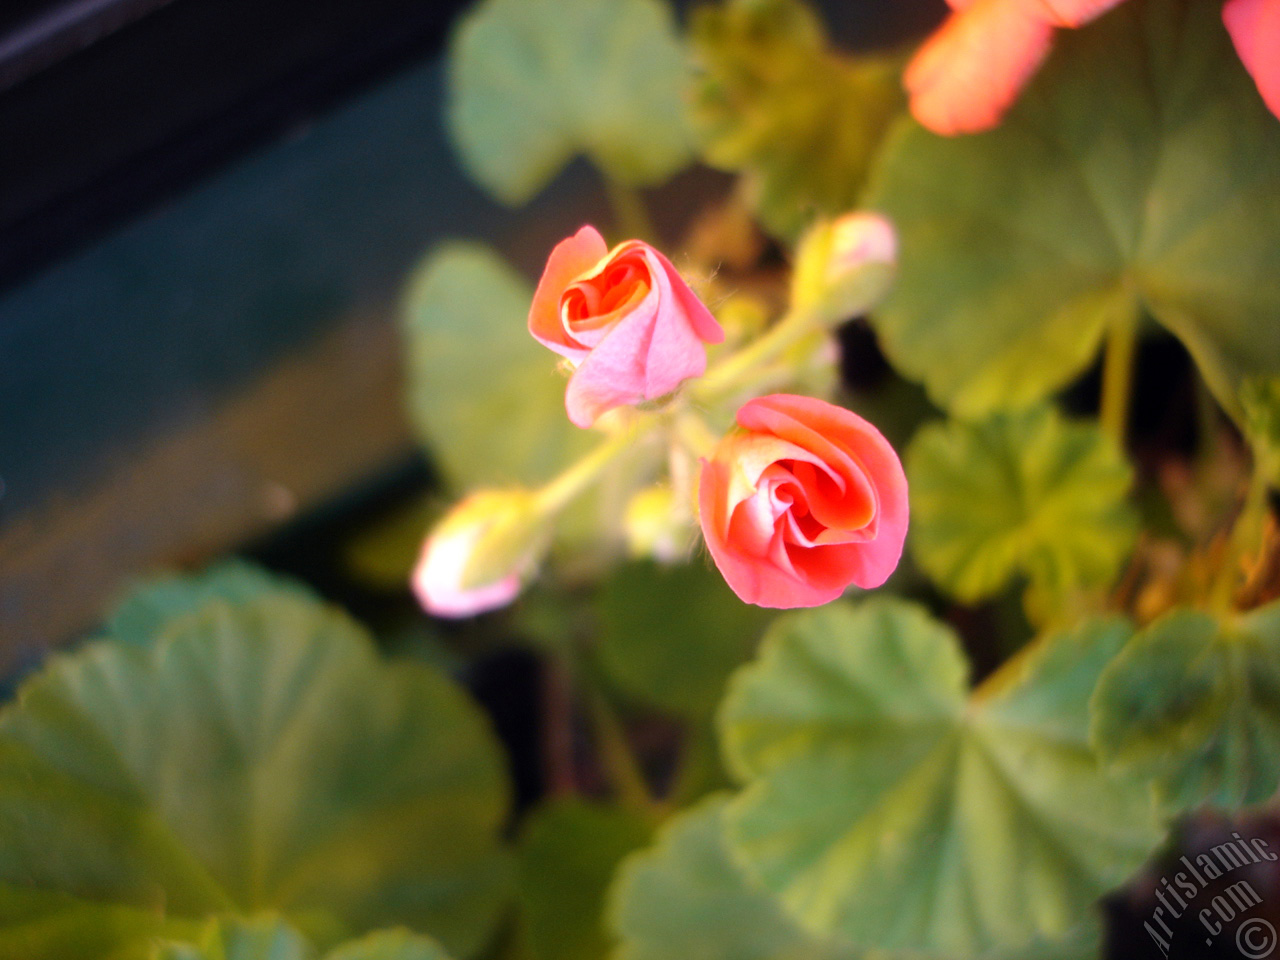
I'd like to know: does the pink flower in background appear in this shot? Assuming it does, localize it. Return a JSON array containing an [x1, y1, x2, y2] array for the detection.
[[698, 394, 908, 609], [529, 226, 724, 428], [907, 0, 1280, 136], [1225, 0, 1280, 119]]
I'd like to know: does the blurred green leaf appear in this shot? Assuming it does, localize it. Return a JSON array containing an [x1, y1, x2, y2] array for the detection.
[[865, 0, 1280, 419], [595, 560, 770, 720], [718, 599, 1161, 957], [108, 560, 316, 646], [906, 407, 1137, 621], [0, 884, 196, 960], [1091, 601, 1280, 813], [447, 0, 691, 205], [401, 243, 591, 491], [153, 917, 452, 960], [1241, 377, 1280, 489], [516, 800, 652, 960], [0, 584, 513, 959], [688, 0, 903, 240], [608, 793, 860, 960]]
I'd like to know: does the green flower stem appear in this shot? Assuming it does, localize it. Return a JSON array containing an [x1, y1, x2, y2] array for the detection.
[[603, 173, 658, 243], [1100, 319, 1137, 447], [1210, 466, 1270, 613], [535, 423, 649, 515], [583, 681, 659, 817], [531, 308, 822, 523], [693, 309, 823, 403]]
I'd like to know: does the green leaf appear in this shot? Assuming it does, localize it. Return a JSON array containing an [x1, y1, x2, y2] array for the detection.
[[718, 599, 1162, 957], [0, 585, 513, 959], [906, 407, 1137, 620], [324, 929, 452, 960], [688, 0, 903, 239], [153, 917, 452, 960], [608, 794, 860, 960], [108, 561, 316, 646], [1091, 601, 1280, 813], [1241, 377, 1280, 489], [153, 916, 311, 960], [516, 800, 652, 960], [594, 561, 771, 720], [447, 0, 691, 205], [865, 0, 1280, 420], [401, 243, 591, 492]]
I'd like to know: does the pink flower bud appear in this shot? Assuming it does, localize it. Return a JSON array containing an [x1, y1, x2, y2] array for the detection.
[[412, 490, 546, 617]]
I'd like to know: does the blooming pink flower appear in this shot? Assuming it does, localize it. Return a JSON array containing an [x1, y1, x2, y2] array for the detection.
[[698, 394, 908, 609], [907, 0, 1280, 136], [529, 226, 724, 428]]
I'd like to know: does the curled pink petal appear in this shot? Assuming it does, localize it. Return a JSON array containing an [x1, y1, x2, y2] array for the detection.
[[528, 228, 723, 427], [698, 394, 909, 609], [1225, 0, 1280, 120]]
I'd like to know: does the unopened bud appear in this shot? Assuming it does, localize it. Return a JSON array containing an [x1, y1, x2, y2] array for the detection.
[[792, 211, 897, 326], [412, 489, 549, 617], [624, 485, 691, 563]]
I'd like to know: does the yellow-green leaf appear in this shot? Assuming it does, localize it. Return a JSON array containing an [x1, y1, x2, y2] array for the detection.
[[688, 0, 903, 240], [906, 407, 1137, 621]]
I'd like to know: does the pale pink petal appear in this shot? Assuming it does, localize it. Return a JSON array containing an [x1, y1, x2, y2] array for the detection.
[[563, 306, 658, 427], [906, 0, 1056, 136], [636, 249, 710, 399], [1032, 0, 1126, 27], [651, 248, 724, 345], [1225, 0, 1280, 120], [528, 225, 608, 359]]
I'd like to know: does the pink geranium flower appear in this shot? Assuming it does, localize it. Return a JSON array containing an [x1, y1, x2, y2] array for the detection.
[[698, 394, 909, 609], [907, 0, 1280, 136], [529, 226, 724, 428]]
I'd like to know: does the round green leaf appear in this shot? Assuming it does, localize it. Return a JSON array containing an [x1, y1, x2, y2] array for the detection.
[[865, 0, 1280, 419], [1091, 601, 1280, 812], [608, 794, 860, 960], [595, 561, 771, 720], [688, 0, 903, 240], [718, 599, 1162, 957], [906, 407, 1137, 618], [108, 560, 316, 646], [0, 588, 514, 958], [516, 800, 652, 960], [447, 0, 691, 205], [401, 243, 592, 491]]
